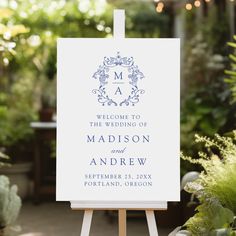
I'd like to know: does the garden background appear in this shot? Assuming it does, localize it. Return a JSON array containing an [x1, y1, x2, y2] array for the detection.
[[0, 0, 236, 235]]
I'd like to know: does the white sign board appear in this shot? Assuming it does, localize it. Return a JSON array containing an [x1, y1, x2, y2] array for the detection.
[[57, 38, 180, 208]]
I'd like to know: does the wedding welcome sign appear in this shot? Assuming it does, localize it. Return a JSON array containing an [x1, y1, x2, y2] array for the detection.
[[57, 36, 180, 208]]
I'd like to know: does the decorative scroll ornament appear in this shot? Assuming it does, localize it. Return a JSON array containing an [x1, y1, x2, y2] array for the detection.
[[92, 52, 145, 106]]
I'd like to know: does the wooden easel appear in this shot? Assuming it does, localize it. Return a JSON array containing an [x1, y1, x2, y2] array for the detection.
[[71, 10, 168, 236], [71, 201, 167, 236]]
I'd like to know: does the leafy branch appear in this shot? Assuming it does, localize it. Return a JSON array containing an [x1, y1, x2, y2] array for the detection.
[[225, 35, 236, 103], [182, 132, 236, 235]]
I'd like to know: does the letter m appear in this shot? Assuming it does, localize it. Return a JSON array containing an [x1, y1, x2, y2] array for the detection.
[[114, 72, 123, 80], [87, 135, 95, 142]]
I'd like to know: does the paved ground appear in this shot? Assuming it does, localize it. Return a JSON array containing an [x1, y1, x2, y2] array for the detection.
[[5, 202, 173, 236]]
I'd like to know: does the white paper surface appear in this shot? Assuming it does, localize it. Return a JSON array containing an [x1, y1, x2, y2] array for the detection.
[[56, 38, 180, 206]]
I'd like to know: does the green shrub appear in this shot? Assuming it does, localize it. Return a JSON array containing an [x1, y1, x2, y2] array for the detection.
[[182, 132, 236, 235], [225, 36, 236, 103]]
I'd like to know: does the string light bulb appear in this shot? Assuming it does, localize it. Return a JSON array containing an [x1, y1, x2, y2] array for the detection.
[[156, 6, 163, 13], [157, 2, 164, 8], [153, 0, 236, 13], [194, 0, 201, 7], [185, 3, 192, 10], [156, 2, 164, 13]]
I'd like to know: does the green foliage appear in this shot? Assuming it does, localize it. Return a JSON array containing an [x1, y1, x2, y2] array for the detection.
[[0, 0, 113, 151], [0, 8, 29, 65], [201, 6, 229, 55], [185, 199, 234, 236], [9, 0, 112, 75], [181, 4, 233, 175], [0, 7, 36, 151], [184, 7, 197, 40], [182, 132, 236, 235], [0, 0, 167, 152], [108, 0, 170, 38], [184, 5, 229, 55], [0, 175, 21, 227], [0, 75, 37, 147], [181, 33, 232, 165], [50, 140, 56, 159], [225, 36, 236, 103]]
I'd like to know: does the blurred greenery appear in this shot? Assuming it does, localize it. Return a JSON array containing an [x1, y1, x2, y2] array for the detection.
[[0, 0, 170, 161], [181, 6, 236, 174], [0, 0, 113, 160], [110, 1, 170, 38], [0, 0, 235, 169], [0, 7, 34, 161], [0, 4, 233, 229], [181, 33, 231, 153], [225, 35, 236, 103]]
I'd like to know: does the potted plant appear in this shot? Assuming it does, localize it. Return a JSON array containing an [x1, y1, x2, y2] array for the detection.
[[0, 175, 21, 235], [0, 152, 21, 235], [39, 78, 56, 122], [177, 132, 236, 235]]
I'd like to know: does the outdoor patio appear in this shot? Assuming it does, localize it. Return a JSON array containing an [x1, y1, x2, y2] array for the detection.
[[12, 202, 172, 236]]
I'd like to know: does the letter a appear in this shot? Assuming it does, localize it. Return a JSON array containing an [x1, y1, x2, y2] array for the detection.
[[115, 87, 122, 95], [90, 158, 97, 165]]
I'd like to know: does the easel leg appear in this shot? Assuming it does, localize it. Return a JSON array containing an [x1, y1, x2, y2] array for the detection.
[[80, 210, 93, 236], [145, 210, 158, 236], [119, 209, 126, 236]]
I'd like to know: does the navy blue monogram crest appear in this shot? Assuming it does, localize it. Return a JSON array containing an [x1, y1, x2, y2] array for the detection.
[[92, 52, 145, 106]]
